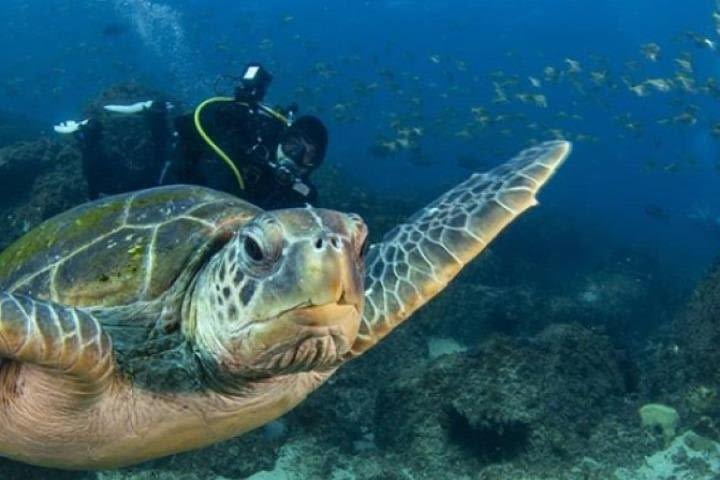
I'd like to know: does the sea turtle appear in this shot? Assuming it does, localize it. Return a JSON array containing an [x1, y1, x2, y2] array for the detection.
[[0, 141, 570, 470]]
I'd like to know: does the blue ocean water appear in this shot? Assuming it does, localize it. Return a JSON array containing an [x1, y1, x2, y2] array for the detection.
[[0, 0, 719, 477], [1, 0, 718, 278]]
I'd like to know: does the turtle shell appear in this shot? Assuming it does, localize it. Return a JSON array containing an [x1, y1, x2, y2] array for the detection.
[[0, 185, 260, 308]]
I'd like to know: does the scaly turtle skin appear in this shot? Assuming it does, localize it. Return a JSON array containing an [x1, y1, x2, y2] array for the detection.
[[0, 141, 570, 470]]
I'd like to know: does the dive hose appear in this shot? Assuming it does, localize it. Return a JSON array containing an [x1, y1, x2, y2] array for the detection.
[[193, 96, 245, 190], [192, 98, 292, 192]]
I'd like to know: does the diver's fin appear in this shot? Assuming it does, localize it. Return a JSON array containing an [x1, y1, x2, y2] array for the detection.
[[103, 100, 153, 114], [348, 141, 571, 358]]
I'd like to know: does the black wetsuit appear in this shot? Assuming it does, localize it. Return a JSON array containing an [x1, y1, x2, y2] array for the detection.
[[78, 101, 318, 209], [77, 102, 170, 200], [173, 101, 318, 209], [75, 118, 106, 200]]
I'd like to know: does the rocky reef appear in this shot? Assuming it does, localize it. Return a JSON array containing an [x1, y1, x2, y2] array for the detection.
[[0, 110, 46, 147], [352, 324, 648, 479], [0, 137, 87, 251], [640, 258, 720, 443]]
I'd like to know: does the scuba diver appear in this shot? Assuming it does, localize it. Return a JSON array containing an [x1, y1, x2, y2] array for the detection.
[[55, 64, 328, 209], [173, 64, 327, 207]]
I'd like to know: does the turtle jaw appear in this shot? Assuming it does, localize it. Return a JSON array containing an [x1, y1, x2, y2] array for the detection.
[[244, 302, 362, 375], [279, 302, 361, 353], [290, 302, 360, 328]]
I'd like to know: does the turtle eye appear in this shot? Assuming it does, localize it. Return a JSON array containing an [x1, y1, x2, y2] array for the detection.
[[240, 219, 282, 271], [244, 236, 265, 262]]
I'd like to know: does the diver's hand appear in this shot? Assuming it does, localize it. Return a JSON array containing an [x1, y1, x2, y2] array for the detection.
[[53, 119, 89, 134]]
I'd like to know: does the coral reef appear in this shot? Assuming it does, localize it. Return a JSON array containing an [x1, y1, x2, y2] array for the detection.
[[639, 403, 680, 445], [640, 258, 720, 442], [371, 324, 648, 478], [0, 110, 45, 147], [615, 431, 720, 480], [99, 430, 277, 480], [671, 259, 720, 387]]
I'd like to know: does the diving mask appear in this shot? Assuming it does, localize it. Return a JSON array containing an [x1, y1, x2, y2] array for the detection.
[[272, 145, 312, 197], [281, 135, 317, 168]]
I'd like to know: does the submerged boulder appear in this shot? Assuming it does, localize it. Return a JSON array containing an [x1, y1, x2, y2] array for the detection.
[[672, 259, 720, 386], [614, 431, 720, 480], [0, 110, 45, 147], [374, 324, 643, 477], [641, 259, 720, 441], [0, 137, 86, 250]]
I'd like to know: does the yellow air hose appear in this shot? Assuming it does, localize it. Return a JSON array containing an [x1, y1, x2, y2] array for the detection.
[[193, 96, 245, 190]]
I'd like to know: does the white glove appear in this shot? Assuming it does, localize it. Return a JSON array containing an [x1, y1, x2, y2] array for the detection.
[[53, 119, 89, 134]]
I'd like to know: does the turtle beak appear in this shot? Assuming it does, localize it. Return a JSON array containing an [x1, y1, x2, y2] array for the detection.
[[292, 303, 359, 329]]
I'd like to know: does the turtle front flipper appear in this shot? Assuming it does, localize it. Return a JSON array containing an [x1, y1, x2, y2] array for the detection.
[[0, 292, 114, 395], [349, 141, 571, 357]]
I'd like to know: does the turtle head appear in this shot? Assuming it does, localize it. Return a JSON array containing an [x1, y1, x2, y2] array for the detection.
[[188, 208, 368, 383]]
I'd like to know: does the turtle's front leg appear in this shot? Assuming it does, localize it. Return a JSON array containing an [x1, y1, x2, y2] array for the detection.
[[0, 292, 115, 395], [348, 141, 571, 357]]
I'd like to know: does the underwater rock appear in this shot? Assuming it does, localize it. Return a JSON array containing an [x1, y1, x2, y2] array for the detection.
[[0, 138, 67, 196], [290, 316, 428, 454], [407, 210, 682, 349], [415, 274, 537, 341], [672, 259, 720, 385], [373, 324, 644, 477], [614, 431, 720, 480], [640, 259, 720, 441], [545, 266, 670, 340], [239, 434, 403, 480], [0, 459, 93, 480], [639, 403, 680, 445], [0, 110, 45, 147], [426, 336, 468, 359], [0, 137, 86, 250]]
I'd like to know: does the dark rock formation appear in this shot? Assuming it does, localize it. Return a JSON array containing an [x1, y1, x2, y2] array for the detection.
[[641, 259, 720, 440], [373, 324, 644, 477], [120, 430, 277, 479], [0, 137, 86, 250], [0, 110, 45, 147], [673, 259, 720, 386]]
